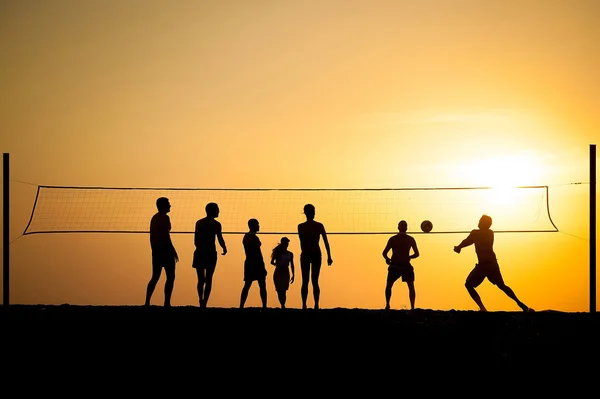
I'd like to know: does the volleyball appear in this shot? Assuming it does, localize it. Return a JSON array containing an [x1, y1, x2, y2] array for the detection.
[[421, 220, 433, 233]]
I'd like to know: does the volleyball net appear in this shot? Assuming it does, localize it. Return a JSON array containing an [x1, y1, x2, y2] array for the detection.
[[21, 185, 559, 235]]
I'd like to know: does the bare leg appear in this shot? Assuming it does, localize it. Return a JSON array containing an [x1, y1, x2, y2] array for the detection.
[[406, 281, 416, 310], [202, 267, 216, 308], [384, 281, 393, 310], [277, 291, 286, 308], [195, 268, 205, 307], [466, 282, 487, 312], [497, 283, 530, 311], [258, 279, 268, 309], [312, 265, 321, 309], [164, 266, 175, 307], [240, 281, 252, 308], [300, 262, 310, 310], [145, 267, 162, 306]]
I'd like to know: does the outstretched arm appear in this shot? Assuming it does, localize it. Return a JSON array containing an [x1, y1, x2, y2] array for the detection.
[[454, 232, 474, 253]]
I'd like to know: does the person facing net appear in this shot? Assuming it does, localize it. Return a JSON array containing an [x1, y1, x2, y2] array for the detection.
[[270, 236, 295, 309], [454, 214, 534, 312], [298, 203, 333, 310], [193, 202, 227, 308], [239, 218, 268, 309]]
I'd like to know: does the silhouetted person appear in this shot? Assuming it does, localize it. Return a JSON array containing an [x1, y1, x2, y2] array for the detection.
[[240, 218, 268, 309], [145, 197, 179, 307], [298, 204, 333, 310], [382, 220, 419, 310], [454, 214, 533, 312], [193, 202, 227, 308], [270, 236, 295, 309]]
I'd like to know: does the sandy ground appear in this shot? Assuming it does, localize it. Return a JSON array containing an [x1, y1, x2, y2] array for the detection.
[[2, 305, 598, 390]]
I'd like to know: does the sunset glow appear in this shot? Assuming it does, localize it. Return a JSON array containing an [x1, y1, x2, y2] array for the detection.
[[470, 155, 543, 189], [1, 0, 597, 312]]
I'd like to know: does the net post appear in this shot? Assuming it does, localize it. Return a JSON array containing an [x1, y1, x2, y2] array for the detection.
[[591, 144, 596, 313], [3, 153, 9, 307]]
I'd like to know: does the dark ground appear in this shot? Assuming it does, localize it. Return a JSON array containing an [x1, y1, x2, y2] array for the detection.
[[2, 305, 598, 391]]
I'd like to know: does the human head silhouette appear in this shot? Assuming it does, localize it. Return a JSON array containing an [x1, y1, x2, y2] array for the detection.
[[303, 204, 315, 219], [478, 214, 492, 230], [206, 202, 219, 218], [248, 218, 259, 232], [398, 220, 408, 233], [156, 197, 171, 213]]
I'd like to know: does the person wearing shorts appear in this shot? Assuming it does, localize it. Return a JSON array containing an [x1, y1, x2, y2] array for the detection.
[[145, 197, 179, 307], [387, 262, 415, 285], [193, 202, 227, 308], [270, 237, 295, 309], [382, 220, 419, 310], [465, 260, 504, 287], [454, 214, 533, 312], [239, 218, 267, 309]]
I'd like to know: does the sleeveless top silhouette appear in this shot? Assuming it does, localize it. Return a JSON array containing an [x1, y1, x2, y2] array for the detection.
[[298, 220, 326, 256], [194, 218, 222, 255], [243, 233, 267, 281], [274, 251, 292, 268], [150, 212, 173, 256], [273, 250, 292, 291]]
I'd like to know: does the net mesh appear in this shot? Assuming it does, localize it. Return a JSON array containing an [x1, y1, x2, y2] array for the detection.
[[22, 185, 559, 235]]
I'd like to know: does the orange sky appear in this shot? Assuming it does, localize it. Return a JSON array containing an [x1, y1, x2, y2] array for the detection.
[[1, 0, 598, 311]]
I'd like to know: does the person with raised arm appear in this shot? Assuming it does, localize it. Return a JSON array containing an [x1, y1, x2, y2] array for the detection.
[[454, 214, 533, 312]]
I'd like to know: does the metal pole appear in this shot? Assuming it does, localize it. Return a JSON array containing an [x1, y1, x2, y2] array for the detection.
[[3, 153, 9, 307], [591, 144, 596, 313]]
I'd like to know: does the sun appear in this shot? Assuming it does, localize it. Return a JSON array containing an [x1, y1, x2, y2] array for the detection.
[[465, 154, 542, 204], [467, 155, 541, 187]]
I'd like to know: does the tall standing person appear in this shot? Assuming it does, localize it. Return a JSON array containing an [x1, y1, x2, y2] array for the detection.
[[298, 204, 333, 310], [145, 197, 179, 307], [239, 218, 268, 309], [193, 202, 227, 308], [382, 220, 419, 310]]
